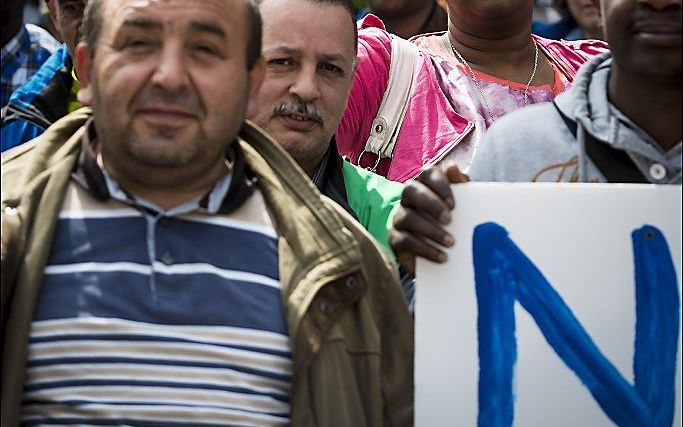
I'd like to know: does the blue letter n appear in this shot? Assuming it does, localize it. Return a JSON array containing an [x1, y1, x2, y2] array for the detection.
[[473, 223, 679, 427]]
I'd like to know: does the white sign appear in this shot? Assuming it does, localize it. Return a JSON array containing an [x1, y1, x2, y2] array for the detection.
[[416, 183, 682, 427]]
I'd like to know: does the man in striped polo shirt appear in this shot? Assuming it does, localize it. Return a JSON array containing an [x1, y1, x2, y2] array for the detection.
[[0, 0, 414, 425]]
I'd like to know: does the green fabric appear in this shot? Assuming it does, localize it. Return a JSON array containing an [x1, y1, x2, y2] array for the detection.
[[342, 160, 403, 257]]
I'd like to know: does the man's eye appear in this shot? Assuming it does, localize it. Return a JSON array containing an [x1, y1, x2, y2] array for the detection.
[[125, 38, 154, 50], [193, 44, 219, 56], [61, 3, 84, 15], [269, 58, 294, 67], [319, 63, 342, 74]]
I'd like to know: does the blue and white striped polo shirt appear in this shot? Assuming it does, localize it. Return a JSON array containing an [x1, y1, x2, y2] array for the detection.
[[21, 165, 291, 425]]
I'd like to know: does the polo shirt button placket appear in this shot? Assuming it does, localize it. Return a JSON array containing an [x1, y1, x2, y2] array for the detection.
[[649, 163, 667, 181], [319, 300, 331, 315], [161, 251, 174, 265]]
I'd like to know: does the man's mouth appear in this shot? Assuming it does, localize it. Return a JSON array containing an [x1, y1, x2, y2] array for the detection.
[[284, 113, 315, 122], [633, 21, 682, 46], [278, 113, 320, 132], [136, 106, 198, 126]]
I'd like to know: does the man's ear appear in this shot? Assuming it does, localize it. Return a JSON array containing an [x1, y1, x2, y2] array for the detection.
[[74, 42, 94, 106], [245, 57, 265, 119]]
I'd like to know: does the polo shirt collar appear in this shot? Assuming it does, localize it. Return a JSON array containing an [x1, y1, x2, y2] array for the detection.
[[72, 118, 255, 216]]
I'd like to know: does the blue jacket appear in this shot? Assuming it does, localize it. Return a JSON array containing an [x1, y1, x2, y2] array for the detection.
[[1, 45, 73, 152]]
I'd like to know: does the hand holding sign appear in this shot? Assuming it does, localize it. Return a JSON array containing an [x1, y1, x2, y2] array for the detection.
[[390, 164, 467, 274]]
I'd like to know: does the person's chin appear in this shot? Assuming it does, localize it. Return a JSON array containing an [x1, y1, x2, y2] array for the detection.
[[128, 126, 196, 157], [133, 118, 197, 140], [129, 140, 198, 168], [131, 112, 199, 143], [272, 131, 316, 150], [264, 118, 321, 144]]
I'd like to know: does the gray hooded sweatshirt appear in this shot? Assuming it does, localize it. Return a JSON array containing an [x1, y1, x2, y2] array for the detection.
[[468, 52, 682, 184]]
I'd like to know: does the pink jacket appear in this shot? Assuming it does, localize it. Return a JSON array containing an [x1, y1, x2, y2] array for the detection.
[[335, 15, 609, 182]]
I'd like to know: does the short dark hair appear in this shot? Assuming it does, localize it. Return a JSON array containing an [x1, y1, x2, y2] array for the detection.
[[82, 0, 262, 70], [245, 0, 263, 69], [256, 0, 358, 53]]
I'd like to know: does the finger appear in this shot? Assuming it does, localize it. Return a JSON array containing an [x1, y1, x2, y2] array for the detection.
[[400, 181, 452, 225], [444, 164, 469, 184], [396, 252, 416, 276], [418, 167, 455, 209], [393, 206, 454, 249], [392, 231, 448, 267]]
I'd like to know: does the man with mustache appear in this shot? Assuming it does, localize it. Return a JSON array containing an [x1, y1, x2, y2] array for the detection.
[[390, 0, 681, 274], [249, 0, 404, 254], [0, 0, 413, 425], [1, 0, 87, 151]]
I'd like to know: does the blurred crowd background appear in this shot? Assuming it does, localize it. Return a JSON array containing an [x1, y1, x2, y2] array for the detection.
[[4, 0, 603, 110], [17, 0, 602, 45], [18, 0, 61, 42]]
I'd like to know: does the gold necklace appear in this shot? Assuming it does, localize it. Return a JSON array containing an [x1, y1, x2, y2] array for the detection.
[[448, 37, 539, 123]]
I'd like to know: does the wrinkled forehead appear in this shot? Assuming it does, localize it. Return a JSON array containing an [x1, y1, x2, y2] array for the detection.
[[260, 0, 356, 56], [101, 0, 248, 37]]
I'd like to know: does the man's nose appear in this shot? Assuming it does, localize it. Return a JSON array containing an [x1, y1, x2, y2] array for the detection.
[[151, 44, 190, 92], [288, 65, 320, 103]]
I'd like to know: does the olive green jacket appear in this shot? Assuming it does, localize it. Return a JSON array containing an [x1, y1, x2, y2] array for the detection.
[[1, 109, 414, 426]]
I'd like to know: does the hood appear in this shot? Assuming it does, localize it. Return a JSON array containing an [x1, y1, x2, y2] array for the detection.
[[553, 52, 619, 182], [554, 51, 613, 144], [552, 51, 672, 183]]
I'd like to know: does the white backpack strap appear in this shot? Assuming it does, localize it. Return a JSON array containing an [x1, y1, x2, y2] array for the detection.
[[359, 35, 419, 172]]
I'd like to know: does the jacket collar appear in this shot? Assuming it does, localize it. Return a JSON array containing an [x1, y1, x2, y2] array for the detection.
[[554, 52, 612, 141], [311, 138, 356, 220], [238, 122, 365, 314]]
